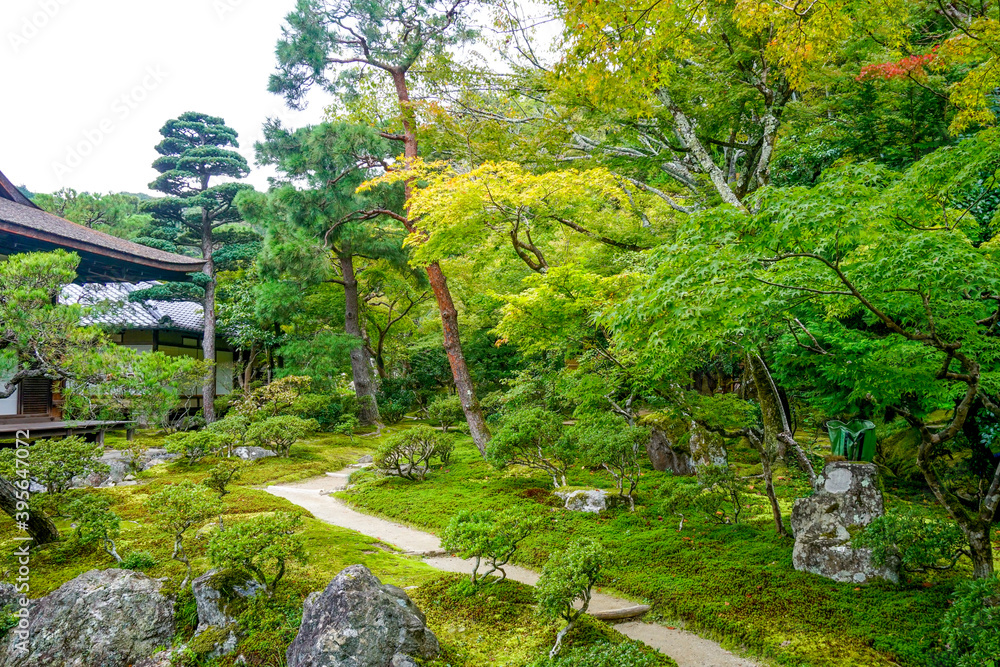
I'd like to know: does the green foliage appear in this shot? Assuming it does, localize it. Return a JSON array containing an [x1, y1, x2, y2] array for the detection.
[[536, 538, 610, 622], [165, 430, 229, 466], [441, 507, 542, 585], [206, 413, 252, 455], [146, 481, 224, 585], [373, 425, 446, 481], [236, 376, 313, 420], [247, 415, 319, 457], [573, 418, 649, 510], [0, 436, 106, 495], [941, 576, 1000, 667], [536, 538, 610, 656], [65, 493, 123, 563], [433, 436, 455, 465], [657, 466, 753, 526], [120, 551, 157, 571], [333, 415, 361, 442], [208, 512, 307, 595], [854, 512, 969, 577], [487, 408, 576, 488], [530, 641, 668, 667], [203, 459, 251, 498], [428, 394, 464, 432]]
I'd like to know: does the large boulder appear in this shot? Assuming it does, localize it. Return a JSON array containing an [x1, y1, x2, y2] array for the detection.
[[1, 569, 175, 667], [791, 462, 899, 584], [286, 565, 439, 667]]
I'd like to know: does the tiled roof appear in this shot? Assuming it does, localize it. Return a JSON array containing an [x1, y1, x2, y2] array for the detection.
[[0, 198, 205, 271], [61, 283, 205, 335]]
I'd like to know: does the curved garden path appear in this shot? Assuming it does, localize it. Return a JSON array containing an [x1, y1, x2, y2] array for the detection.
[[266, 468, 762, 667]]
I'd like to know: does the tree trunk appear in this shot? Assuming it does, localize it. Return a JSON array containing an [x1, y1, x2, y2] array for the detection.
[[966, 521, 995, 579], [749, 431, 787, 537], [201, 212, 217, 424], [339, 253, 381, 425], [0, 475, 59, 545], [391, 68, 491, 455]]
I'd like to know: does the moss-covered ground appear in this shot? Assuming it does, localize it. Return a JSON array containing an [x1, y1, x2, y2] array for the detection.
[[337, 424, 1000, 667], [0, 429, 674, 667]]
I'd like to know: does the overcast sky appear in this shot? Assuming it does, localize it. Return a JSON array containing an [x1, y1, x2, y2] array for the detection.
[[2, 0, 328, 196]]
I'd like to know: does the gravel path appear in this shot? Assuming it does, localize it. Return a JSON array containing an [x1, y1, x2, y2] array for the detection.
[[265, 469, 762, 667]]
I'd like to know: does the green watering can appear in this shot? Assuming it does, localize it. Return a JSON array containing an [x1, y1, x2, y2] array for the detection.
[[826, 420, 877, 462]]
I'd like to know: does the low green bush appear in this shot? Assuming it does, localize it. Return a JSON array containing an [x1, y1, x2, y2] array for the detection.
[[247, 415, 320, 457], [536, 538, 610, 658], [428, 395, 464, 432], [120, 551, 157, 571], [530, 641, 669, 667], [165, 430, 229, 466], [853, 511, 968, 579], [942, 576, 1000, 667], [208, 512, 307, 596], [373, 425, 447, 481], [442, 507, 542, 585]]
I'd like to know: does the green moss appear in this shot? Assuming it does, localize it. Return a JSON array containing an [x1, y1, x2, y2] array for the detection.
[[414, 575, 677, 667], [340, 435, 972, 667]]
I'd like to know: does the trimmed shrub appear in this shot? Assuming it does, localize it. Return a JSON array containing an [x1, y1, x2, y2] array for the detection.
[[441, 507, 541, 585], [208, 512, 307, 595], [486, 408, 575, 488], [536, 538, 610, 658], [247, 415, 319, 457], [428, 394, 464, 432], [165, 430, 230, 466], [0, 436, 106, 494], [373, 425, 446, 481], [942, 576, 1000, 666]]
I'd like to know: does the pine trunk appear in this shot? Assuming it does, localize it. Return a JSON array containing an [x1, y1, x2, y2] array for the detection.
[[0, 475, 59, 544], [201, 212, 217, 424], [391, 69, 490, 455], [339, 253, 380, 425]]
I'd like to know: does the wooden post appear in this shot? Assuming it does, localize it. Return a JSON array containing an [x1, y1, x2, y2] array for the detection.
[[97, 429, 106, 446], [126, 427, 135, 442]]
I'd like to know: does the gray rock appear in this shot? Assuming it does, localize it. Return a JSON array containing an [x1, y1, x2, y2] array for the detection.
[[233, 446, 277, 462], [357, 454, 374, 464], [555, 488, 611, 513], [646, 428, 696, 475], [193, 569, 265, 634], [142, 458, 170, 469], [791, 462, 899, 584], [0, 583, 21, 612], [286, 565, 439, 667], [106, 460, 129, 484], [1, 569, 175, 667], [688, 422, 728, 469]]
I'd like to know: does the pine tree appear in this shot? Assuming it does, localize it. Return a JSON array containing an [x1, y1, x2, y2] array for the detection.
[[142, 112, 253, 423], [270, 0, 492, 453]]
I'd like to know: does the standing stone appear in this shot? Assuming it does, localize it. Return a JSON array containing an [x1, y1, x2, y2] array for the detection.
[[1, 569, 175, 667], [791, 462, 899, 584], [188, 569, 266, 659], [286, 565, 439, 667], [646, 428, 697, 476]]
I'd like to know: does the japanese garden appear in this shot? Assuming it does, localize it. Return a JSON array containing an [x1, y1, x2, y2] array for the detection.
[[2, 0, 1000, 665]]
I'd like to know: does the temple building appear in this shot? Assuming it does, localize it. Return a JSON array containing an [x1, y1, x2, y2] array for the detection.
[[0, 168, 230, 438]]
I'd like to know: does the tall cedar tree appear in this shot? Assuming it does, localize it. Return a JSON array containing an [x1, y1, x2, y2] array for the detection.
[[242, 121, 411, 424], [142, 113, 252, 423], [269, 0, 492, 454]]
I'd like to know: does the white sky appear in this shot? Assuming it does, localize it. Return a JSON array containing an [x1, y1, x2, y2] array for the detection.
[[2, 0, 327, 196]]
